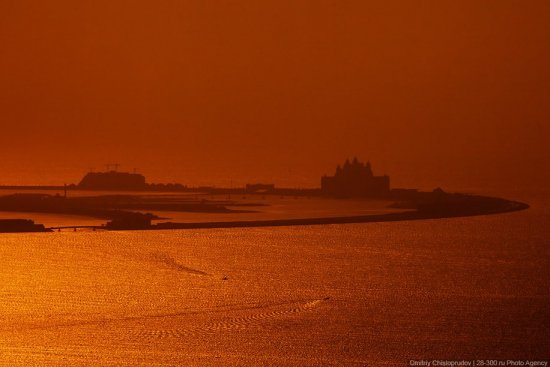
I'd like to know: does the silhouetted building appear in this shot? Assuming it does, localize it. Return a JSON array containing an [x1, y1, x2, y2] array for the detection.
[[0, 219, 48, 232], [78, 171, 147, 190], [321, 158, 390, 197]]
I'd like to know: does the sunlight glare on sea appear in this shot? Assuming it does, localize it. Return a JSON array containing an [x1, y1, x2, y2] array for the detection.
[[0, 191, 548, 366]]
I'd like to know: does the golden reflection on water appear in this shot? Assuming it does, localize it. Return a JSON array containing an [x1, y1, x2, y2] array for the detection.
[[0, 206, 548, 365]]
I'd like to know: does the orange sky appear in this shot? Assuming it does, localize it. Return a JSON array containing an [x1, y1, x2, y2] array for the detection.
[[1, 1, 549, 190]]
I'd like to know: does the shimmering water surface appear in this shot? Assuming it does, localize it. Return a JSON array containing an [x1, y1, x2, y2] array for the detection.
[[0, 191, 548, 366]]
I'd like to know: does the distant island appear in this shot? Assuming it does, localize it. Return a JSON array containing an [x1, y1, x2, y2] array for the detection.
[[0, 159, 529, 232], [0, 159, 390, 197]]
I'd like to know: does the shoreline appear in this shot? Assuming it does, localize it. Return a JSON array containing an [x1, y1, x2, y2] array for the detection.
[[149, 198, 529, 230], [0, 194, 529, 233]]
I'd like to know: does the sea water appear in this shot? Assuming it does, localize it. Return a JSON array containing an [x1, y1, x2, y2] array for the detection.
[[0, 190, 548, 366]]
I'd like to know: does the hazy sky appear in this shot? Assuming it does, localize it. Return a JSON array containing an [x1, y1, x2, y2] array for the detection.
[[1, 1, 549, 190]]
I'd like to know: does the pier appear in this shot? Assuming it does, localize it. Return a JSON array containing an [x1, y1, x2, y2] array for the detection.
[[49, 225, 104, 232]]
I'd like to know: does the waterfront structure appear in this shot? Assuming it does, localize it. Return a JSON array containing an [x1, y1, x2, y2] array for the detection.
[[0, 219, 49, 232], [75, 170, 187, 191], [78, 171, 147, 190], [321, 158, 390, 197]]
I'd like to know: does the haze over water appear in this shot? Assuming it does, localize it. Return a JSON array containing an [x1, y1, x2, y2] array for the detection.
[[0, 189, 547, 365], [1, 0, 549, 365], [1, 1, 549, 189]]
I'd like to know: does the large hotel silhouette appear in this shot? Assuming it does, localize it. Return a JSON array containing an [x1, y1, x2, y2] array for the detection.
[[321, 158, 390, 198]]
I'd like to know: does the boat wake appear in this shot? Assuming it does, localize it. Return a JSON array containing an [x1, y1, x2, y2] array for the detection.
[[133, 297, 330, 339], [149, 252, 209, 276]]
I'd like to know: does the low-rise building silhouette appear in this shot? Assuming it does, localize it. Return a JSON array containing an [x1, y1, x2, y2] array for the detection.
[[78, 171, 147, 190], [321, 158, 390, 197]]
